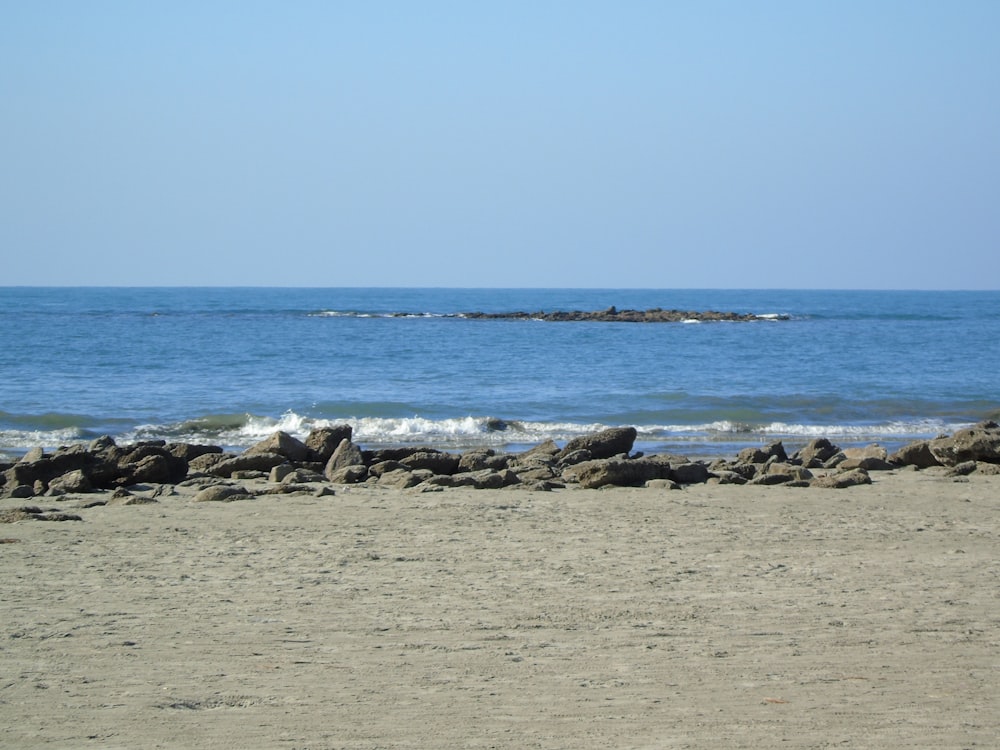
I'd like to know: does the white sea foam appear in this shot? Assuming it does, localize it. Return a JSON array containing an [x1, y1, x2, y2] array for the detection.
[[2, 410, 974, 456]]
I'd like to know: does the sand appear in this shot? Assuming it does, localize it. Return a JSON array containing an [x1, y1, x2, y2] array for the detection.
[[2, 469, 998, 749]]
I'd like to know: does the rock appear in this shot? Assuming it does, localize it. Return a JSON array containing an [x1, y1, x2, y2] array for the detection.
[[794, 438, 841, 468], [736, 441, 787, 466], [710, 470, 748, 485], [574, 458, 670, 489], [945, 461, 977, 477], [764, 463, 814, 481], [377, 469, 424, 489], [107, 494, 158, 506], [458, 450, 509, 472], [21, 447, 45, 463], [166, 443, 223, 462], [325, 464, 368, 484], [324, 439, 366, 479], [46, 469, 92, 495], [423, 473, 479, 488], [556, 449, 592, 467], [399, 451, 461, 475], [843, 444, 888, 460], [7, 484, 35, 498], [750, 473, 794, 485], [559, 427, 637, 461], [192, 484, 252, 502], [268, 464, 297, 483], [88, 435, 117, 452], [305, 425, 354, 462], [838, 456, 895, 471], [210, 452, 287, 478], [889, 440, 941, 468], [246, 431, 311, 463], [519, 439, 560, 459], [0, 506, 82, 522], [513, 465, 558, 483], [368, 460, 408, 478], [811, 468, 872, 489], [670, 462, 710, 485], [188, 452, 232, 473], [929, 423, 1000, 466]]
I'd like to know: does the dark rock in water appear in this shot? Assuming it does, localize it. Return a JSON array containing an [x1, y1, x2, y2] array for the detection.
[[459, 307, 787, 323], [305, 425, 354, 462], [559, 427, 637, 461], [246, 431, 311, 463]]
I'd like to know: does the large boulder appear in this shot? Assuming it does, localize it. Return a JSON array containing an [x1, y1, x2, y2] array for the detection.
[[399, 450, 461, 475], [558, 427, 637, 461], [928, 422, 1000, 466], [305, 425, 354, 462], [574, 457, 670, 489], [324, 439, 366, 480], [889, 440, 940, 468], [209, 451, 286, 478], [793, 438, 840, 468], [246, 431, 311, 463]]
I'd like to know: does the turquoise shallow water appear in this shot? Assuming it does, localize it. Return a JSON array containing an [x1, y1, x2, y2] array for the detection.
[[1, 287, 998, 458]]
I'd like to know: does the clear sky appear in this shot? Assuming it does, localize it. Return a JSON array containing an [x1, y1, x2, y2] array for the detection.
[[2, 1, 998, 288]]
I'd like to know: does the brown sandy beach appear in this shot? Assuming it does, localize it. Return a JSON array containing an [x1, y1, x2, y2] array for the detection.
[[2, 470, 998, 749]]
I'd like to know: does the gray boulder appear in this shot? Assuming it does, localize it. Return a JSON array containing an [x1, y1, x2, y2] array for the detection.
[[929, 423, 1000, 466], [209, 452, 286, 478], [246, 431, 311, 463], [574, 457, 670, 489], [793, 438, 841, 468], [559, 427, 637, 461], [889, 440, 940, 468], [305, 425, 354, 462], [324, 439, 366, 479], [399, 450, 461, 475]]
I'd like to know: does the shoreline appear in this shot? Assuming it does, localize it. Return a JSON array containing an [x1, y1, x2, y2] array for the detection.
[[2, 470, 997, 748]]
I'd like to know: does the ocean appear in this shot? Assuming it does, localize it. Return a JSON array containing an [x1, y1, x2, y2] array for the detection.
[[2, 287, 998, 461]]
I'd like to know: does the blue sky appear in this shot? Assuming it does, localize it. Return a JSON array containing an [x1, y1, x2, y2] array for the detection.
[[2, 2, 998, 288]]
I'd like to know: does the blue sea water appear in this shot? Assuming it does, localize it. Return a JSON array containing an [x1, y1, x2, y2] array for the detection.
[[1, 287, 998, 460]]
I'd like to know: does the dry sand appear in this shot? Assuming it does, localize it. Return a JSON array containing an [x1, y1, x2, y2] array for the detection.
[[2, 469, 998, 749]]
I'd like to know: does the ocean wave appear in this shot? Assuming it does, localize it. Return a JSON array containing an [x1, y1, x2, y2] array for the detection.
[[0, 410, 973, 460]]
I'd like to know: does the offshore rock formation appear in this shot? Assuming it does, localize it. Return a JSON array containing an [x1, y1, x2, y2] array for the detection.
[[2, 421, 999, 505], [457, 306, 788, 323]]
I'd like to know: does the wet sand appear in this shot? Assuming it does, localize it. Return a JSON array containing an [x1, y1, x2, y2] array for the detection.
[[2, 469, 998, 748]]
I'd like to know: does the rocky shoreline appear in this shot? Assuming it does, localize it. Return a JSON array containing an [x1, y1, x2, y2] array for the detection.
[[452, 306, 787, 322], [3, 421, 999, 517]]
